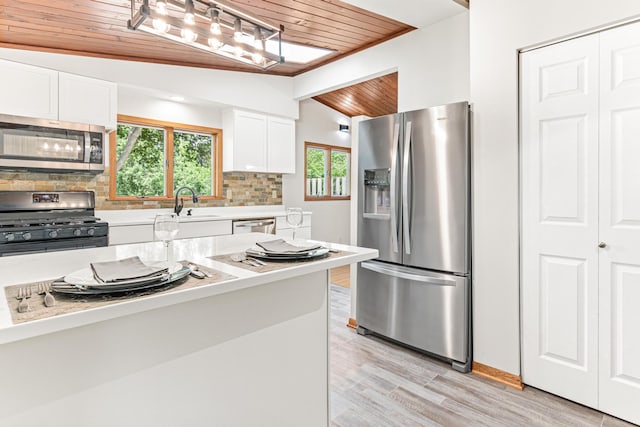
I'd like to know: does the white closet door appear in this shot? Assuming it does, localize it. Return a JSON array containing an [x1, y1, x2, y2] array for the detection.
[[598, 22, 640, 425], [521, 34, 600, 407]]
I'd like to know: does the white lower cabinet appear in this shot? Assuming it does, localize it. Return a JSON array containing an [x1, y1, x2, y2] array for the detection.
[[275, 214, 312, 239], [109, 214, 314, 246], [275, 227, 311, 240], [521, 21, 640, 425], [109, 224, 154, 245], [109, 220, 232, 245], [175, 220, 232, 240]]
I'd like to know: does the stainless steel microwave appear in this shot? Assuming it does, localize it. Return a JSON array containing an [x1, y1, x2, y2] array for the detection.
[[0, 114, 105, 173]]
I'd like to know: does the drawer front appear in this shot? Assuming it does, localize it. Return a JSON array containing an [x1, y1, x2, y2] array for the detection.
[[177, 220, 232, 239], [275, 214, 312, 229], [109, 224, 153, 245]]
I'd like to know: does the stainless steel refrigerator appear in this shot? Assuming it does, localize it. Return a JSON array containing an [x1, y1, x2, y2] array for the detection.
[[356, 101, 471, 372]]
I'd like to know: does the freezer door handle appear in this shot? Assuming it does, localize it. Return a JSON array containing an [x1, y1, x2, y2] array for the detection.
[[361, 261, 456, 286], [389, 122, 400, 253], [402, 120, 412, 254]]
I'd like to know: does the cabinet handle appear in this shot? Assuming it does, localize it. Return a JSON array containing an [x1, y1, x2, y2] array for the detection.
[[598, 242, 607, 248]]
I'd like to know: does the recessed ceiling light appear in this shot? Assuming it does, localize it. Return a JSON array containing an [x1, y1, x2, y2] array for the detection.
[[170, 95, 185, 102]]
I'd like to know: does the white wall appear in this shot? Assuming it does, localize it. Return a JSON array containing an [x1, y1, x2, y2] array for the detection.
[[293, 12, 469, 113], [118, 86, 223, 128], [101, 87, 223, 167], [282, 99, 351, 244], [0, 48, 298, 119], [470, 0, 640, 375], [349, 115, 368, 318]]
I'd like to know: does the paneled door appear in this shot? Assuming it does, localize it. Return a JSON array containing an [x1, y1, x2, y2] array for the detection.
[[598, 22, 640, 425], [522, 20, 640, 425], [521, 34, 600, 407]]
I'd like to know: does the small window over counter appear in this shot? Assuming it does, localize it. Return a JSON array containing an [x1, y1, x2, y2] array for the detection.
[[304, 142, 351, 201], [109, 115, 222, 200]]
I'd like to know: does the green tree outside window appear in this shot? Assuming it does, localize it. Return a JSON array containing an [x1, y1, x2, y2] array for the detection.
[[113, 118, 219, 199]]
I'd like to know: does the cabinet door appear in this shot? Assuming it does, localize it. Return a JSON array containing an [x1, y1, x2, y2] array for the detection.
[[109, 225, 154, 245], [275, 227, 311, 240], [232, 110, 267, 172], [176, 220, 232, 239], [58, 72, 117, 129], [0, 59, 58, 120], [267, 116, 295, 173], [598, 22, 640, 426], [276, 214, 311, 240], [521, 34, 600, 407], [275, 214, 311, 230]]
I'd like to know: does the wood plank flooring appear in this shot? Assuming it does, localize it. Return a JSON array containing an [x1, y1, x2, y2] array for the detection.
[[330, 266, 351, 288], [328, 285, 635, 427]]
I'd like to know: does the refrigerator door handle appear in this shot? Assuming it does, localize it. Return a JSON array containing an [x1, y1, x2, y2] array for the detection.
[[402, 120, 412, 254], [361, 261, 456, 286], [389, 122, 400, 253]]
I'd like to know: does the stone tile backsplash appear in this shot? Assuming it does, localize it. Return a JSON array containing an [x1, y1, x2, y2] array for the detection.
[[0, 169, 282, 209]]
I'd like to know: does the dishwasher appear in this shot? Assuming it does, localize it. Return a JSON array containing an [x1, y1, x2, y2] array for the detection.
[[232, 218, 276, 234]]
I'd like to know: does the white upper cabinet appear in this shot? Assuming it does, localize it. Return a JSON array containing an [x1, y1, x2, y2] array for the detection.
[[0, 59, 117, 129], [0, 59, 59, 120], [267, 116, 296, 174], [223, 109, 268, 172], [223, 109, 295, 173], [59, 72, 117, 130]]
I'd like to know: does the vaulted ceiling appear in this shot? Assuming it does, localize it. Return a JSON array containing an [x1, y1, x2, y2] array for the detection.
[[312, 72, 398, 117], [0, 1, 470, 118], [0, 0, 414, 77]]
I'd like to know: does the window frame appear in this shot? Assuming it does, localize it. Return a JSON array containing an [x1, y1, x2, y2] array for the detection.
[[109, 115, 223, 201], [304, 141, 351, 201]]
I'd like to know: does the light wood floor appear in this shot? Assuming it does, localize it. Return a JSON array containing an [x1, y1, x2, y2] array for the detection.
[[328, 285, 634, 427], [330, 265, 350, 288]]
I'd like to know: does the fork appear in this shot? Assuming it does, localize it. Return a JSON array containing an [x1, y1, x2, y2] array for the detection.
[[230, 253, 261, 267], [16, 287, 32, 313], [38, 282, 56, 307]]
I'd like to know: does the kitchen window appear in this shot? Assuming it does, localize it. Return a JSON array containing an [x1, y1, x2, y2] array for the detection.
[[304, 142, 351, 201], [109, 115, 222, 200]]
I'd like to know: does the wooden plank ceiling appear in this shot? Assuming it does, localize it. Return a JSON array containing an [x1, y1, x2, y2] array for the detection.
[[313, 72, 398, 118], [0, 0, 414, 77]]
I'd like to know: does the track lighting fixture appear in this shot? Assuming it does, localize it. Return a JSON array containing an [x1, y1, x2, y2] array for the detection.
[[128, 0, 284, 70]]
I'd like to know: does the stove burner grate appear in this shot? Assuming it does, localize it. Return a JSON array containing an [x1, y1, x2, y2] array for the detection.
[[0, 216, 100, 228]]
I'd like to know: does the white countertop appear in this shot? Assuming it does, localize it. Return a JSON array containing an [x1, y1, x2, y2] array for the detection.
[[97, 205, 312, 226], [0, 233, 376, 345]]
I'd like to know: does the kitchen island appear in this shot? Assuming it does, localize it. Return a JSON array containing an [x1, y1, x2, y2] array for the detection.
[[0, 233, 377, 427]]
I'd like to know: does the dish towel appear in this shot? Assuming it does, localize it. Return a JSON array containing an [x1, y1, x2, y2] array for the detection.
[[90, 256, 168, 283], [255, 239, 323, 254]]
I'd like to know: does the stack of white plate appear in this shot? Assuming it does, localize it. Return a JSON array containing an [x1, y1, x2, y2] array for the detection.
[[246, 239, 329, 261], [51, 260, 190, 295]]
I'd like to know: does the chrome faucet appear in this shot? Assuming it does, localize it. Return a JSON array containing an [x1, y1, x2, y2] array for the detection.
[[174, 186, 199, 216]]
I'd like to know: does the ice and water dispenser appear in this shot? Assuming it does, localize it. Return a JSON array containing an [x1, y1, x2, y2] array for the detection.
[[363, 168, 391, 218]]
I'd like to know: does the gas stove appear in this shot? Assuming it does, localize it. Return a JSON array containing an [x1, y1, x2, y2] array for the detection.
[[0, 191, 108, 256]]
